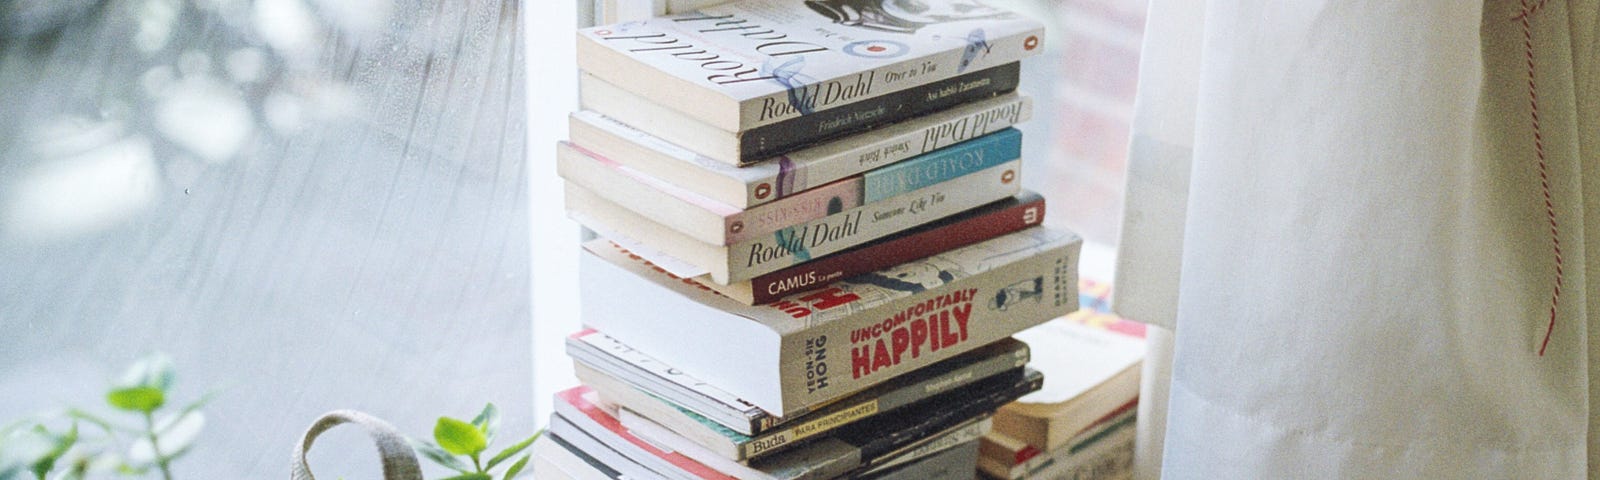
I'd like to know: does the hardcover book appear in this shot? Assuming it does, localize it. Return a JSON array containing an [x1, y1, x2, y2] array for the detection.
[[566, 159, 1023, 284], [566, 93, 1030, 209], [571, 330, 1029, 437], [580, 340, 1029, 461], [700, 191, 1045, 305], [577, 226, 1081, 415], [557, 129, 1020, 246], [575, 0, 1044, 134]]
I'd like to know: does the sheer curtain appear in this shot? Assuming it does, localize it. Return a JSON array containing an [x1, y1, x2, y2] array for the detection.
[[1117, 0, 1597, 477]]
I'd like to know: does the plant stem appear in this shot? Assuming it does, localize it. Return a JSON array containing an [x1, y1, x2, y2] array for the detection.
[[472, 453, 483, 473], [143, 412, 173, 480]]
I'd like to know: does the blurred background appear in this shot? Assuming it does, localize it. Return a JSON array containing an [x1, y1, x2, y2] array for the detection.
[[1, 0, 1143, 476]]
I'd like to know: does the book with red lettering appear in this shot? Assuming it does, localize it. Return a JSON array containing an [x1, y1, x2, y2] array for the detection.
[[578, 226, 1080, 416]]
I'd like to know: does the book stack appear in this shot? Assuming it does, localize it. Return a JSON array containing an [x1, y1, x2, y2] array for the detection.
[[536, 1, 1084, 478], [975, 301, 1146, 480]]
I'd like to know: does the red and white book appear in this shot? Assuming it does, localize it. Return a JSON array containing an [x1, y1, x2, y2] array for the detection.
[[578, 226, 1081, 416]]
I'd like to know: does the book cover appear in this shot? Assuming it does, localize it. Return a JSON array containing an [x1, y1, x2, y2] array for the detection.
[[558, 129, 1019, 246], [620, 370, 1036, 480], [577, 0, 1042, 132], [572, 330, 1029, 439], [578, 226, 1080, 415], [707, 191, 1044, 304], [566, 94, 1030, 209], [566, 159, 1022, 284]]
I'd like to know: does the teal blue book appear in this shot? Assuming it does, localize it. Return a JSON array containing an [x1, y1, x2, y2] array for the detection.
[[862, 128, 1023, 203]]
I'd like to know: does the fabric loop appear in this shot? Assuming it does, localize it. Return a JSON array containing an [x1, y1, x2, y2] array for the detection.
[[290, 410, 424, 480]]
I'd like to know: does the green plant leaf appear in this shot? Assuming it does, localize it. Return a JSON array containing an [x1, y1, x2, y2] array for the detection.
[[117, 354, 175, 392], [484, 431, 538, 470], [500, 454, 529, 480], [436, 473, 491, 480], [433, 418, 487, 456], [407, 439, 471, 473], [470, 404, 499, 446], [29, 422, 76, 480], [106, 388, 165, 413]]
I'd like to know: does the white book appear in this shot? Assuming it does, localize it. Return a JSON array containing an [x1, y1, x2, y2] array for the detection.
[[565, 159, 1023, 284], [578, 226, 1081, 415], [567, 93, 1031, 210], [577, 0, 1044, 132]]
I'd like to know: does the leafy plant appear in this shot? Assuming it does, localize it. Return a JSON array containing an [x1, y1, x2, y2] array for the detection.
[[0, 353, 213, 480], [409, 404, 541, 480]]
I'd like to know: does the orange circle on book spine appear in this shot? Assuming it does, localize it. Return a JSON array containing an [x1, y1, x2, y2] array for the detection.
[[755, 183, 772, 199], [1024, 36, 1039, 50], [1002, 170, 1016, 184]]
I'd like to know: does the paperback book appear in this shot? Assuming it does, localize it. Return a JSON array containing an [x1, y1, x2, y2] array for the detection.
[[553, 386, 1008, 480], [570, 330, 1030, 437], [579, 63, 1022, 164], [977, 405, 1136, 480], [615, 368, 1036, 479], [566, 93, 1030, 209], [557, 128, 1019, 246], [578, 226, 1080, 415], [582, 344, 1029, 461], [699, 191, 1045, 304], [576, 0, 1044, 136], [993, 311, 1145, 451], [566, 159, 1023, 284]]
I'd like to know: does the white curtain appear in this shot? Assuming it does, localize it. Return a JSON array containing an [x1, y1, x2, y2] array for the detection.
[[1114, 0, 1598, 477]]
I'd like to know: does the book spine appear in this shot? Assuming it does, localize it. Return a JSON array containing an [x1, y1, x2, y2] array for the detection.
[[773, 229, 1078, 411], [726, 177, 864, 245], [862, 128, 1021, 203], [738, 340, 1028, 459], [765, 94, 1031, 206], [571, 94, 1029, 210], [727, 129, 1020, 244], [725, 159, 1022, 283], [736, 63, 1021, 161], [728, 29, 1041, 131], [746, 192, 1044, 304]]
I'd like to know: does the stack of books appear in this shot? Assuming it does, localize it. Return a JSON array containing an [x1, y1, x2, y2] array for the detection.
[[975, 300, 1146, 480], [536, 1, 1087, 478]]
